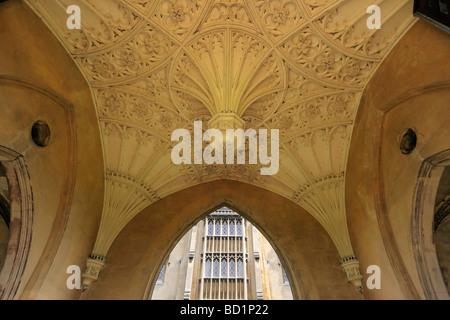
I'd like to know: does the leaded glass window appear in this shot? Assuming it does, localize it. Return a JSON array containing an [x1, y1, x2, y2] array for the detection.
[[215, 220, 220, 235], [205, 258, 212, 277], [222, 220, 228, 235], [213, 258, 220, 277], [229, 258, 235, 277], [237, 258, 243, 278], [208, 220, 214, 235], [221, 258, 227, 277], [237, 220, 242, 236], [197, 208, 258, 300]]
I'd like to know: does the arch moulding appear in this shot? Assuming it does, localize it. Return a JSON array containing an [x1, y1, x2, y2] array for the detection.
[[0, 146, 33, 300]]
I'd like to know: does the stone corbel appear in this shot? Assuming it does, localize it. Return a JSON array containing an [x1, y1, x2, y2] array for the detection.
[[340, 255, 364, 293], [81, 254, 106, 292]]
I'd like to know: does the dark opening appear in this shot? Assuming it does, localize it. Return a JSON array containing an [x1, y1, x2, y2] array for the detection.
[[434, 166, 450, 294], [400, 128, 417, 154], [0, 162, 10, 270], [31, 120, 51, 147]]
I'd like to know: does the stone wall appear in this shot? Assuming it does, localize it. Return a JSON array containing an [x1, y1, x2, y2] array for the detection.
[[0, 1, 104, 299], [346, 19, 450, 300]]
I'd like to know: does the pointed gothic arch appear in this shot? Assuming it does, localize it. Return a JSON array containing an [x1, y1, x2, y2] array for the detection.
[[0, 146, 33, 300], [80, 180, 361, 300]]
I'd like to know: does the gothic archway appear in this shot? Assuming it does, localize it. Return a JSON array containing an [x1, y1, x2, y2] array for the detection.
[[80, 180, 362, 300], [412, 149, 450, 300], [149, 204, 295, 300], [0, 146, 33, 300]]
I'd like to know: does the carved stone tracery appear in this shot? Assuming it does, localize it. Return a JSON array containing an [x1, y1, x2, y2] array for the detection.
[[24, 0, 417, 290]]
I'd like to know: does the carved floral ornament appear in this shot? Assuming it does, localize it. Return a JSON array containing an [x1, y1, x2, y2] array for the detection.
[[24, 0, 417, 291]]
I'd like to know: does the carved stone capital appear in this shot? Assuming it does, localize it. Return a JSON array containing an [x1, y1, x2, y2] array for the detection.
[[340, 255, 363, 293], [82, 254, 106, 292]]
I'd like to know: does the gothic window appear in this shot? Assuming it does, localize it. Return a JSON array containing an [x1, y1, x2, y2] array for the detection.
[[222, 220, 228, 235], [213, 258, 220, 277], [237, 220, 242, 236], [215, 220, 220, 235], [151, 206, 294, 300], [205, 258, 212, 277], [221, 258, 227, 277], [208, 220, 213, 235], [229, 258, 235, 277], [237, 258, 244, 278]]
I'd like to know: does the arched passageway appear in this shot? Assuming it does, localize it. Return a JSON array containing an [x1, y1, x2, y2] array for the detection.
[[81, 180, 362, 300], [150, 205, 295, 300]]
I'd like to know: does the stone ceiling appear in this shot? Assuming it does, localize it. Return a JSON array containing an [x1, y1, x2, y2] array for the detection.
[[25, 0, 417, 267]]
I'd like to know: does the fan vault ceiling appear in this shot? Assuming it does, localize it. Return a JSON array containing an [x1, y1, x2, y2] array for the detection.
[[24, 0, 417, 277]]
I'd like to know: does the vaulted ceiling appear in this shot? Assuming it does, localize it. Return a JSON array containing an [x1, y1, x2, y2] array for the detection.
[[25, 0, 417, 262]]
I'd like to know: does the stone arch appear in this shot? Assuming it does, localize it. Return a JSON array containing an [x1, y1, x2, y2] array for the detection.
[[147, 202, 296, 300], [0, 1, 105, 300], [345, 20, 450, 300], [412, 149, 450, 300], [81, 180, 362, 300], [0, 146, 33, 300]]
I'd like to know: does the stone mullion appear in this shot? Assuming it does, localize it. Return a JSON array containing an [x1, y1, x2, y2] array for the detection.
[[242, 217, 248, 300], [218, 219, 222, 299], [200, 217, 208, 300], [234, 218, 238, 299], [227, 218, 230, 300]]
